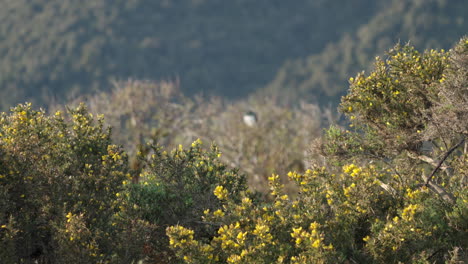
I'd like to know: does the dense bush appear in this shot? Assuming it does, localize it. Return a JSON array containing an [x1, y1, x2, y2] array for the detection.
[[1, 37, 466, 263], [116, 139, 247, 263], [0, 103, 128, 263], [166, 37, 468, 263], [0, 102, 247, 263]]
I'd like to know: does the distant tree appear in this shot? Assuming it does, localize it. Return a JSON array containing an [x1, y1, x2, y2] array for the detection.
[[63, 80, 328, 195]]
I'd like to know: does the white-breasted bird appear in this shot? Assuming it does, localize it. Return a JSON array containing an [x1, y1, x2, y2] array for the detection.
[[243, 111, 257, 127]]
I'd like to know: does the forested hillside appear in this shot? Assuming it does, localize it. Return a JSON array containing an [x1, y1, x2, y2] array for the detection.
[[260, 0, 468, 104], [0, 0, 380, 109], [1, 0, 466, 110]]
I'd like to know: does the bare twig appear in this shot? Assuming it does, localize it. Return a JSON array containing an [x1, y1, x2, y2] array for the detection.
[[424, 138, 465, 186], [375, 179, 398, 197], [415, 155, 448, 170], [421, 173, 456, 204]]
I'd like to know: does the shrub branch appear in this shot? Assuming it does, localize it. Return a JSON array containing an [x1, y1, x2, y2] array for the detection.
[[424, 138, 465, 186]]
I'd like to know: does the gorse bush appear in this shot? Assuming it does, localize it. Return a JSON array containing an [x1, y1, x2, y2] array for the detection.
[[167, 37, 468, 263], [0, 103, 247, 263], [167, 163, 467, 263], [117, 139, 247, 263], [1, 37, 467, 263], [0, 103, 129, 263]]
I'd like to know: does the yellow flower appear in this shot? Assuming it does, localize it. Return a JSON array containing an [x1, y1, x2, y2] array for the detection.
[[323, 244, 334, 250], [242, 197, 252, 205], [402, 204, 419, 221], [213, 185, 228, 200], [295, 238, 302, 245], [213, 209, 225, 217], [268, 174, 280, 182], [227, 254, 241, 263], [309, 222, 319, 231], [191, 138, 202, 147], [311, 239, 321, 248], [291, 227, 303, 238]]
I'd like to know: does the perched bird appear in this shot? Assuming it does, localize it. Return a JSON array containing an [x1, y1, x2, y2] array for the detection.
[[243, 111, 258, 127]]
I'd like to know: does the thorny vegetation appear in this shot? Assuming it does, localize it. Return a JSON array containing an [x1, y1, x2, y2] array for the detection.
[[1, 37, 467, 263]]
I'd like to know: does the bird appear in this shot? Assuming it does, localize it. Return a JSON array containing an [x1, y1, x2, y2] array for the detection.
[[243, 111, 258, 127]]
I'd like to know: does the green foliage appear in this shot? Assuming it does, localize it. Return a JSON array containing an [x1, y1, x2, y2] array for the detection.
[[0, 103, 128, 263], [167, 38, 468, 263], [0, 103, 248, 263], [1, 28, 467, 264], [320, 36, 468, 261], [341, 44, 448, 154], [116, 139, 247, 263], [336, 37, 468, 163], [167, 162, 466, 263]]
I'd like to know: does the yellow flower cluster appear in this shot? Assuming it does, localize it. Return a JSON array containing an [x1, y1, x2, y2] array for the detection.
[[252, 222, 272, 242], [213, 185, 228, 200], [289, 222, 333, 251], [191, 138, 203, 148], [401, 204, 419, 221], [343, 164, 361, 177], [343, 183, 356, 198], [167, 225, 196, 249], [405, 188, 421, 199], [214, 222, 247, 250], [268, 174, 283, 196], [66, 212, 73, 223]]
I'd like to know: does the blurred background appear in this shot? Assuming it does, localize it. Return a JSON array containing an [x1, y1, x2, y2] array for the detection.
[[1, 0, 466, 109], [1, 0, 467, 191]]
